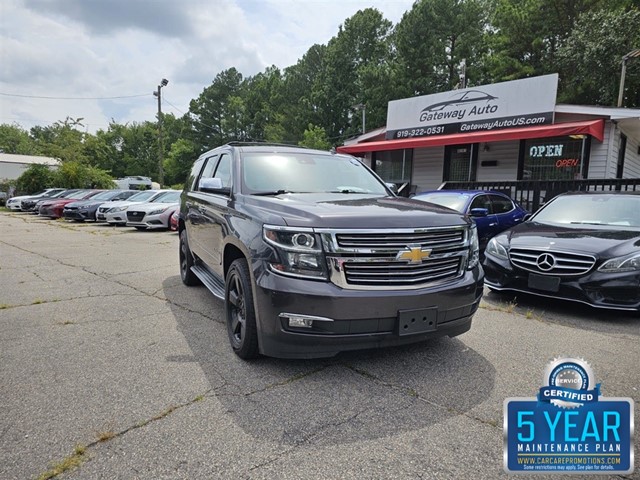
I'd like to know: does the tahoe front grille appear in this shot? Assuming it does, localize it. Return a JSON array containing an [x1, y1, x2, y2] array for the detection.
[[335, 230, 464, 251], [509, 248, 595, 276], [320, 227, 469, 290], [343, 257, 462, 287]]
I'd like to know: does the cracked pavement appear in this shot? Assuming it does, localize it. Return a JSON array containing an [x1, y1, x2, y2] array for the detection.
[[0, 212, 638, 479]]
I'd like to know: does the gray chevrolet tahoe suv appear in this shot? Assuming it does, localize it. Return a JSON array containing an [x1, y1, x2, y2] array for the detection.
[[179, 143, 484, 359]]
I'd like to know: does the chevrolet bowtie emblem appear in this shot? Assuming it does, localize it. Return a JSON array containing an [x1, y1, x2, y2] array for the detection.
[[396, 246, 431, 264]]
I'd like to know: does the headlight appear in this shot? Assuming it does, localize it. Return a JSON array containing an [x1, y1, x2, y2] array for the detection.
[[263, 225, 326, 279], [598, 253, 640, 273], [486, 237, 508, 260], [467, 225, 480, 269], [110, 206, 127, 212], [149, 207, 169, 215]]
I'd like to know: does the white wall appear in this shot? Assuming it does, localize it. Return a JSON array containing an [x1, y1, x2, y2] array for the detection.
[[588, 121, 614, 179], [621, 126, 640, 178], [412, 147, 445, 192], [476, 140, 520, 181]]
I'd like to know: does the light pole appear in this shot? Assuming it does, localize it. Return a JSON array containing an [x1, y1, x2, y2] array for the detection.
[[153, 78, 169, 185], [617, 49, 640, 107], [352, 103, 366, 134]]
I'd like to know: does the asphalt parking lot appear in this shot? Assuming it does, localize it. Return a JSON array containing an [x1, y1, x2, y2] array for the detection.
[[1, 211, 638, 480]]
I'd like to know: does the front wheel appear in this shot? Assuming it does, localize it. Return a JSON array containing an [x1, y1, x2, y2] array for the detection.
[[179, 229, 201, 286], [225, 258, 259, 359]]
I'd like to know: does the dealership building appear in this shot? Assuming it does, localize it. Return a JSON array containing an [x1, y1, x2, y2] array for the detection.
[[338, 74, 640, 210]]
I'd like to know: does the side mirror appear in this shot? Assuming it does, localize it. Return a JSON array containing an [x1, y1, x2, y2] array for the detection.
[[199, 177, 230, 195], [470, 207, 489, 217], [523, 213, 533, 222], [385, 182, 398, 194]]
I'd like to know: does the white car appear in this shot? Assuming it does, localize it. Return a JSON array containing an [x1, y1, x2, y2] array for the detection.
[[125, 191, 181, 230], [98, 190, 173, 225], [6, 188, 65, 211]]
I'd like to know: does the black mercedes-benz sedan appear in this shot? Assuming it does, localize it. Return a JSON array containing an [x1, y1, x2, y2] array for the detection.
[[483, 192, 640, 312]]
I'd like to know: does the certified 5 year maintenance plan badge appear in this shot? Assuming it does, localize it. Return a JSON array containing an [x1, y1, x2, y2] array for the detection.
[[504, 357, 634, 474]]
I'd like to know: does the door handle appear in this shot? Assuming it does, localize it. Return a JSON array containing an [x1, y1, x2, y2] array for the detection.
[[489, 222, 497, 227]]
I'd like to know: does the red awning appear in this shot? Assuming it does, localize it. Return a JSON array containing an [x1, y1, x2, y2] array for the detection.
[[337, 119, 605, 154]]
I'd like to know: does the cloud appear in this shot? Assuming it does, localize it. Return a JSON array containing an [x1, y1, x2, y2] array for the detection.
[[1, 0, 414, 132], [23, 0, 195, 37]]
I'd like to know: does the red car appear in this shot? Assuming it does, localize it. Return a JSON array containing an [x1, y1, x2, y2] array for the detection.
[[38, 190, 104, 219], [169, 210, 179, 231]]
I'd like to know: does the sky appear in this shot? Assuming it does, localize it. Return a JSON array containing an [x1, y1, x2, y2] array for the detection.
[[0, 0, 414, 134]]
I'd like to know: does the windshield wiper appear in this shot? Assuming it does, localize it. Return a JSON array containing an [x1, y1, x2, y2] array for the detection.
[[569, 221, 603, 225], [252, 190, 297, 196], [328, 189, 367, 194]]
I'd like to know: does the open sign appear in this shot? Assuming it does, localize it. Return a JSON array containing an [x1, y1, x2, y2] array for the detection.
[[555, 158, 579, 168]]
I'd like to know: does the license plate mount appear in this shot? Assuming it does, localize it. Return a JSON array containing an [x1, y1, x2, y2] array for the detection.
[[528, 273, 560, 292], [397, 308, 438, 336]]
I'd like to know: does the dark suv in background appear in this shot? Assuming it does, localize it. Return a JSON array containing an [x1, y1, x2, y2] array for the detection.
[[179, 143, 484, 359]]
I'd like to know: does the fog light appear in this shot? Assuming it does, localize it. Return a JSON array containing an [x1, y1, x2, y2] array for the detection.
[[287, 316, 313, 328]]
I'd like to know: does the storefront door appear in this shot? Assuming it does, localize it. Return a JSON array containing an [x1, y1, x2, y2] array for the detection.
[[444, 144, 478, 182]]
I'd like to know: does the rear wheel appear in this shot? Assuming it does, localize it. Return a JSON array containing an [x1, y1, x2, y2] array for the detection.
[[179, 229, 201, 286], [225, 258, 259, 359]]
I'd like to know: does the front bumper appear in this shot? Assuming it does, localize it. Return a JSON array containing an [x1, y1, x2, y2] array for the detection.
[[63, 209, 91, 221], [39, 206, 63, 218], [252, 266, 484, 359], [126, 212, 168, 229], [483, 254, 640, 311]]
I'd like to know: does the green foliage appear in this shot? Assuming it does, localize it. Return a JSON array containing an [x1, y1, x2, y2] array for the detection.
[[0, 124, 37, 154], [52, 162, 114, 189], [15, 164, 56, 194], [556, 7, 640, 107], [299, 124, 331, 150], [163, 138, 197, 186]]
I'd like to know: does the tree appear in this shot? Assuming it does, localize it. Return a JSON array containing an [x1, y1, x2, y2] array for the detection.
[[15, 164, 56, 194], [163, 138, 198, 186], [556, 7, 640, 106], [299, 124, 331, 150], [52, 161, 114, 189], [394, 0, 488, 95], [0, 124, 37, 155], [313, 8, 395, 141]]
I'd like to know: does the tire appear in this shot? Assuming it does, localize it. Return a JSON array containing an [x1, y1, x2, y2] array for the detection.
[[135, 226, 146, 230], [179, 229, 201, 286], [225, 258, 259, 359]]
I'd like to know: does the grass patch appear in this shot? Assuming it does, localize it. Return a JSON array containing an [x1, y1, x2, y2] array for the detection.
[[31, 299, 44, 305], [0, 304, 11, 309], [37, 444, 87, 480], [97, 431, 116, 442]]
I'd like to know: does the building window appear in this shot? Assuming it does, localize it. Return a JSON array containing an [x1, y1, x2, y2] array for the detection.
[[521, 136, 590, 180], [444, 144, 478, 182], [616, 134, 627, 178], [373, 149, 412, 193]]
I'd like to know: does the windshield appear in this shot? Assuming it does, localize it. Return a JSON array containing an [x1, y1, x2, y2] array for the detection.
[[533, 194, 640, 228], [241, 152, 388, 195], [415, 193, 470, 212], [151, 191, 180, 203], [67, 190, 91, 199], [90, 190, 120, 201], [127, 190, 158, 202]]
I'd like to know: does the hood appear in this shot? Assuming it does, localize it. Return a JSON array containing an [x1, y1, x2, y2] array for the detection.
[[127, 201, 179, 213], [504, 221, 640, 258], [101, 199, 148, 209], [239, 194, 469, 229]]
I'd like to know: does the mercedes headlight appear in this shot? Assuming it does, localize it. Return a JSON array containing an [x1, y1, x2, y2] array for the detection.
[[598, 253, 640, 273], [467, 225, 480, 269], [486, 237, 508, 260], [263, 225, 326, 279]]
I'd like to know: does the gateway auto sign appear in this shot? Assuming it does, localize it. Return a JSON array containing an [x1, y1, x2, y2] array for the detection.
[[386, 74, 558, 140]]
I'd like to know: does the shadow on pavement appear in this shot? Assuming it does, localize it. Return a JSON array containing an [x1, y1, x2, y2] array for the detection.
[[163, 275, 495, 446]]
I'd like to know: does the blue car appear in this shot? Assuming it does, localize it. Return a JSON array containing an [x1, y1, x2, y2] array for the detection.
[[413, 190, 528, 250]]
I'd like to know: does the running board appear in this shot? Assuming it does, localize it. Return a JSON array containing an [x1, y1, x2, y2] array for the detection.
[[191, 264, 225, 300]]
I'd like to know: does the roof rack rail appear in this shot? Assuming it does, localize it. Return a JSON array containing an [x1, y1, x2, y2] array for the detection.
[[224, 141, 310, 149]]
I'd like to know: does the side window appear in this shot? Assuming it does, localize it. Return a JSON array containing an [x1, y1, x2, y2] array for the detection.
[[199, 155, 219, 181], [213, 153, 232, 188], [188, 159, 205, 190], [469, 195, 490, 212], [489, 194, 514, 214]]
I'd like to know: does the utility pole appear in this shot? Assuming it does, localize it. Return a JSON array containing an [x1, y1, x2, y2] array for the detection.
[[153, 78, 169, 185], [352, 103, 366, 134]]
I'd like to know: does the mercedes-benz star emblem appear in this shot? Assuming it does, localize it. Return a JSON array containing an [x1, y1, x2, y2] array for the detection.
[[536, 253, 556, 271]]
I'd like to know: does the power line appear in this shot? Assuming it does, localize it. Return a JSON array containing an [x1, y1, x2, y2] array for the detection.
[[0, 92, 150, 100]]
